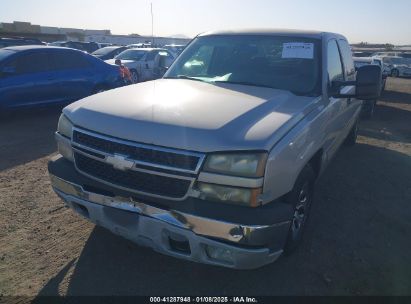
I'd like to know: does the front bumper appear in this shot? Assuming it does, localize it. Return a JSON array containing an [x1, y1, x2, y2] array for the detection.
[[49, 156, 291, 269]]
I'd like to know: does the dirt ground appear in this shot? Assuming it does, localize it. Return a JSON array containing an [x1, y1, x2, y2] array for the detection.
[[0, 78, 410, 298]]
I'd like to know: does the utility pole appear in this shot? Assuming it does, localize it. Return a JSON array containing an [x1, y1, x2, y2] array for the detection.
[[151, 3, 154, 45]]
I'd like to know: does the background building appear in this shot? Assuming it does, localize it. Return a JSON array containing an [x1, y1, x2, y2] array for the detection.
[[0, 21, 191, 45]]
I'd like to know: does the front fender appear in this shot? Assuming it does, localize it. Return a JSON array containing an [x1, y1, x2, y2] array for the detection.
[[262, 104, 327, 203]]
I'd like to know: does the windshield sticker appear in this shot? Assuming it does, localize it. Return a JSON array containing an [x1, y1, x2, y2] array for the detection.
[[282, 43, 314, 59]]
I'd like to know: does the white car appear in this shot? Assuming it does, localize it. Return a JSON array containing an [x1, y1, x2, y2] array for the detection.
[[105, 48, 175, 83], [379, 56, 411, 77]]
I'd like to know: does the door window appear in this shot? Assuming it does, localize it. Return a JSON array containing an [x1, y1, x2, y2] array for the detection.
[[338, 39, 355, 80], [146, 51, 158, 62], [3, 52, 50, 75], [50, 51, 92, 70], [327, 40, 344, 82]]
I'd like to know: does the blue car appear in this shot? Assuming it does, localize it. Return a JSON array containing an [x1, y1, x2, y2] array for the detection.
[[0, 46, 122, 110]]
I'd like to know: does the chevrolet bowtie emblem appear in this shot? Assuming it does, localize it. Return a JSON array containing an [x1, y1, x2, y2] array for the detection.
[[105, 154, 134, 171]]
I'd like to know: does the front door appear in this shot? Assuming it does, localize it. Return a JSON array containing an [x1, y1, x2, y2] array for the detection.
[[323, 39, 349, 160], [0, 51, 59, 108]]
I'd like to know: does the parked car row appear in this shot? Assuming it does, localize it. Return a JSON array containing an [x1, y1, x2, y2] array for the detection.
[[0, 37, 188, 57], [0, 43, 181, 111], [0, 37, 45, 48], [48, 41, 100, 54], [352, 50, 411, 79]]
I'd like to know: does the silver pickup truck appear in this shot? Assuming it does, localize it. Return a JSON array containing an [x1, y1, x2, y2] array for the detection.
[[48, 29, 381, 269]]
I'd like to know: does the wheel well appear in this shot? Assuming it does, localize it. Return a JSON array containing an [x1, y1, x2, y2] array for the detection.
[[308, 149, 323, 179]]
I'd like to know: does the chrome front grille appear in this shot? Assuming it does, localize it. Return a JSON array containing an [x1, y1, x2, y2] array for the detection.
[[71, 128, 205, 200], [74, 153, 192, 198], [73, 129, 203, 174]]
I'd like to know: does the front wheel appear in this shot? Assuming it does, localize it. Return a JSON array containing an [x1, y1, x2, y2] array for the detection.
[[283, 164, 315, 254], [131, 70, 139, 83], [344, 119, 359, 146], [361, 100, 376, 120]]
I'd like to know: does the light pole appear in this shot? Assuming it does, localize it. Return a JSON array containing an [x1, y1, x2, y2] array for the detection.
[[151, 2, 154, 45]]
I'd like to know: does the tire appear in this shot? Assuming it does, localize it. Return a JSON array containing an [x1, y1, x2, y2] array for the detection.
[[283, 164, 315, 255], [344, 118, 359, 146], [391, 69, 399, 78], [361, 100, 376, 120], [130, 70, 139, 83]]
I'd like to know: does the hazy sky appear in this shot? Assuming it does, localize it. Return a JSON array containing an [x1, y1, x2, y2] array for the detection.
[[1, 0, 411, 44]]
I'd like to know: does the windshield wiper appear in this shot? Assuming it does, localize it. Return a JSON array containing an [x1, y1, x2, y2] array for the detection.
[[213, 80, 275, 89], [163, 75, 205, 82]]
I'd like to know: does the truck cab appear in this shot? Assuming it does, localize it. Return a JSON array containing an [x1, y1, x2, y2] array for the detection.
[[48, 29, 381, 269]]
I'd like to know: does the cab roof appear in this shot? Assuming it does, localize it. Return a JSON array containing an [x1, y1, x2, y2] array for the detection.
[[199, 28, 345, 40], [3, 45, 69, 51]]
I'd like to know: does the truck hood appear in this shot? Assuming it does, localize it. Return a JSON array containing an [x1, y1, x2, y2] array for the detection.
[[64, 79, 320, 152]]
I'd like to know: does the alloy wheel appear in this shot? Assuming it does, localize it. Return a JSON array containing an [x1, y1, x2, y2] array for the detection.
[[291, 182, 311, 239]]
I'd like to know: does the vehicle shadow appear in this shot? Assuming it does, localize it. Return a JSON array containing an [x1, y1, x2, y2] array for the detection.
[[359, 103, 411, 143], [34, 144, 411, 296], [379, 90, 411, 105], [0, 107, 61, 171]]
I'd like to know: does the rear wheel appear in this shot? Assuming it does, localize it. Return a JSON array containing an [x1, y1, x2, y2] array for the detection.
[[283, 164, 315, 254]]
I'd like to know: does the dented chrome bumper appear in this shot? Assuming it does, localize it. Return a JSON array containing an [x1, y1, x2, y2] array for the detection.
[[49, 167, 289, 269]]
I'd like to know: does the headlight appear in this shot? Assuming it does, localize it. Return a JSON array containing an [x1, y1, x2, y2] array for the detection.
[[203, 152, 267, 177], [57, 114, 73, 139], [56, 114, 74, 161], [197, 182, 262, 207]]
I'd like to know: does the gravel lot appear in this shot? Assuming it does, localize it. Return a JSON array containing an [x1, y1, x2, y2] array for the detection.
[[0, 78, 410, 298]]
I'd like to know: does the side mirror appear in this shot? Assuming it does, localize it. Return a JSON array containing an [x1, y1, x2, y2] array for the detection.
[[330, 65, 382, 100], [356, 65, 382, 100]]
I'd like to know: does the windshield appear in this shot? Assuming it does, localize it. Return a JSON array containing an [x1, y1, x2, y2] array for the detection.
[[165, 35, 321, 95], [92, 47, 118, 56], [115, 49, 146, 61]]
